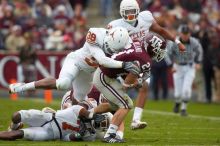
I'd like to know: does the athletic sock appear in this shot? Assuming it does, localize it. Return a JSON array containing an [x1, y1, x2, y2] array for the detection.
[[132, 107, 143, 122], [16, 82, 35, 92], [181, 101, 188, 111], [116, 131, 124, 139], [104, 124, 118, 138]]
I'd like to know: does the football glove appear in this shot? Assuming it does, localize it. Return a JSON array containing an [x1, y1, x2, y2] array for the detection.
[[122, 61, 141, 75], [136, 71, 151, 88]]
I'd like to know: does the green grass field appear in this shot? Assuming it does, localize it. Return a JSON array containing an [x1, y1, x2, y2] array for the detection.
[[0, 97, 220, 146]]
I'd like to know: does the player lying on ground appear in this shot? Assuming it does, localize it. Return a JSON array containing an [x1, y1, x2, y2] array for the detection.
[[91, 33, 167, 143], [107, 0, 186, 129], [58, 90, 124, 140], [0, 103, 105, 141], [9, 27, 140, 102]]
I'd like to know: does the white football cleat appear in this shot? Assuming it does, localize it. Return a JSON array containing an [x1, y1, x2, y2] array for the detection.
[[131, 120, 147, 130], [8, 122, 24, 131], [9, 83, 25, 94]]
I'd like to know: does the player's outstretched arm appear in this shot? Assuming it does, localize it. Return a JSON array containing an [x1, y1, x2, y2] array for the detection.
[[0, 130, 24, 140], [150, 21, 185, 52], [89, 45, 123, 68]]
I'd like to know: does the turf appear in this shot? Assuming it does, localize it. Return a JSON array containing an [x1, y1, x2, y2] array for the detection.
[[0, 98, 220, 146]]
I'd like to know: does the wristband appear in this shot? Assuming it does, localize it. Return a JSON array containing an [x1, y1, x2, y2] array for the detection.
[[175, 38, 181, 44]]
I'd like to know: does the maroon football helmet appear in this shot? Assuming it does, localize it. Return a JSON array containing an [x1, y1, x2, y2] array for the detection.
[[142, 33, 167, 62]]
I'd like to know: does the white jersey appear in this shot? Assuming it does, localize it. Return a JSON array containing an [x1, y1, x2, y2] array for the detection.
[[19, 106, 83, 141], [55, 105, 83, 140], [108, 11, 154, 42], [68, 28, 122, 73], [72, 28, 106, 73]]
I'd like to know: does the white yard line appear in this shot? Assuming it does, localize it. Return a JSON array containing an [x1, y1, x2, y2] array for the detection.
[[145, 110, 220, 121]]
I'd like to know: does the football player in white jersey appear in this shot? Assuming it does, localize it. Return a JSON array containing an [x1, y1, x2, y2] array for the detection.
[[107, 0, 186, 130], [9, 27, 140, 102], [43, 90, 115, 141], [59, 90, 123, 140], [0, 104, 105, 141]]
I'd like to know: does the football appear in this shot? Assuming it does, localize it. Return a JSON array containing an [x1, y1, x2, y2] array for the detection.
[[123, 72, 138, 88]]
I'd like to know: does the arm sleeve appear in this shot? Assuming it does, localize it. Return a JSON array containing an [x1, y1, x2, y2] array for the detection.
[[88, 43, 123, 68]]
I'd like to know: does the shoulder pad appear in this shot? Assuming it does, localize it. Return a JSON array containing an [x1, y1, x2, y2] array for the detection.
[[86, 28, 106, 47], [107, 19, 124, 29], [138, 11, 154, 22]]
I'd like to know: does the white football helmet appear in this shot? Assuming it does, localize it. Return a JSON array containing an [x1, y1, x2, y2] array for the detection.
[[95, 112, 113, 139], [120, 0, 140, 24], [143, 33, 167, 62], [95, 112, 113, 132], [104, 27, 130, 55]]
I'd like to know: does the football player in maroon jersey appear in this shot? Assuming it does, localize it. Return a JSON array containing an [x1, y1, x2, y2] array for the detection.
[[91, 33, 166, 143]]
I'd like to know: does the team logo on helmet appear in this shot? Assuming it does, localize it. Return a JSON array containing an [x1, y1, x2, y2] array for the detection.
[[143, 34, 167, 62]]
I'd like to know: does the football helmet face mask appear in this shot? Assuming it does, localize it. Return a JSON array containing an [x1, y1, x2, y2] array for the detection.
[[143, 34, 167, 62], [120, 0, 140, 24], [94, 112, 113, 132], [104, 27, 130, 55]]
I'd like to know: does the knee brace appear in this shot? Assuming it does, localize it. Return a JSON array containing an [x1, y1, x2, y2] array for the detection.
[[56, 78, 72, 90]]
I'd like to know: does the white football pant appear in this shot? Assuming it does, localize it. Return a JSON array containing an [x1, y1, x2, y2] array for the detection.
[[173, 64, 196, 102]]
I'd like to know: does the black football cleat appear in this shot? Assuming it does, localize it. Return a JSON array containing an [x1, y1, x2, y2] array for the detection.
[[173, 103, 180, 113], [180, 109, 188, 116], [102, 133, 125, 143]]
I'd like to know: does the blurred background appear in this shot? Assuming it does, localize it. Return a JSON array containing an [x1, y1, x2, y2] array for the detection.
[[0, 0, 220, 104]]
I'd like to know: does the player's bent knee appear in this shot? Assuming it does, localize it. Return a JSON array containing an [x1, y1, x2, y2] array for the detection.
[[56, 78, 72, 90], [118, 97, 133, 109], [127, 98, 134, 109], [22, 129, 35, 140], [128, 104, 133, 109]]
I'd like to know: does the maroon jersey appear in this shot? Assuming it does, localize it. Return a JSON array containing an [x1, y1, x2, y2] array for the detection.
[[87, 86, 101, 103], [100, 42, 151, 78]]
